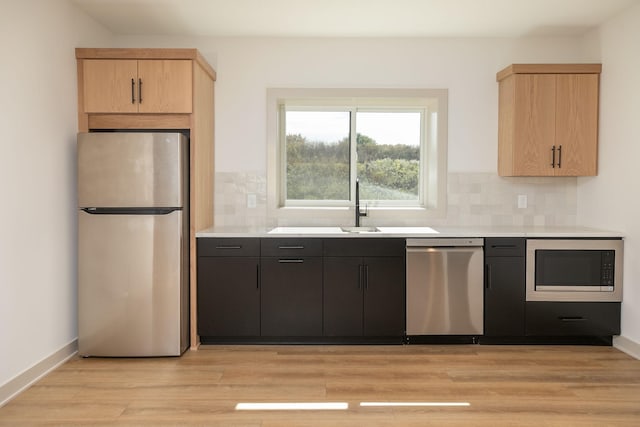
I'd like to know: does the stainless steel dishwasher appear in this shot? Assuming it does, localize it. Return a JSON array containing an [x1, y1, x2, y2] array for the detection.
[[406, 238, 484, 338]]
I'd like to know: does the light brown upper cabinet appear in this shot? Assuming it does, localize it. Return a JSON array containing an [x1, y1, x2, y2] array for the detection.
[[497, 64, 601, 176], [82, 59, 192, 113]]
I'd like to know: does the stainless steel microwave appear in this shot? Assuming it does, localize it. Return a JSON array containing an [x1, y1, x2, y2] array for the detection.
[[526, 239, 623, 302]]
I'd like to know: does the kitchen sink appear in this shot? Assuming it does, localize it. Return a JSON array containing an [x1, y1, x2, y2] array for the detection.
[[340, 226, 380, 233]]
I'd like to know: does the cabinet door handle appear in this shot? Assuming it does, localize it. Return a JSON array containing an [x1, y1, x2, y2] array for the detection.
[[485, 264, 492, 289], [278, 246, 304, 250], [278, 259, 304, 263], [256, 264, 260, 289], [131, 78, 135, 103], [215, 245, 242, 249], [559, 316, 586, 322], [551, 145, 556, 168], [490, 244, 517, 249], [358, 264, 363, 289], [138, 78, 142, 103], [557, 145, 562, 168], [364, 265, 369, 290]]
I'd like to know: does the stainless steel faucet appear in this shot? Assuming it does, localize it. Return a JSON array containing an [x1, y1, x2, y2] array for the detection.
[[355, 178, 368, 227]]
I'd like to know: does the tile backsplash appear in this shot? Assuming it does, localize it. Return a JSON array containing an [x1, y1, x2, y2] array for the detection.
[[214, 172, 577, 228]]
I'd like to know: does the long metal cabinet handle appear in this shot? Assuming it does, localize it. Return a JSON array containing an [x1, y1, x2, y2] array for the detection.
[[278, 259, 304, 263], [364, 265, 369, 290], [485, 264, 492, 289], [551, 146, 556, 168], [278, 246, 304, 250], [358, 265, 363, 289], [557, 145, 562, 168], [256, 264, 260, 289], [138, 78, 142, 103], [131, 78, 135, 103], [215, 245, 242, 249]]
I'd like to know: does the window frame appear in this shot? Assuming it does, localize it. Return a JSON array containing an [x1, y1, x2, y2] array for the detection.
[[267, 88, 448, 224]]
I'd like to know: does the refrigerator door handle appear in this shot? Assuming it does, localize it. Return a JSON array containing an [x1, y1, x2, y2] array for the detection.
[[81, 207, 181, 215]]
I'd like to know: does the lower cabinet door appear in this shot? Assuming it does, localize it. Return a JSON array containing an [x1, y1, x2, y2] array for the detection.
[[324, 257, 364, 336], [484, 256, 525, 336], [324, 256, 405, 337], [363, 257, 405, 337], [261, 257, 323, 336], [197, 257, 260, 336]]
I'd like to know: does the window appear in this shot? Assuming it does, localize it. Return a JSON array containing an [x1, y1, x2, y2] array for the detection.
[[267, 89, 447, 221]]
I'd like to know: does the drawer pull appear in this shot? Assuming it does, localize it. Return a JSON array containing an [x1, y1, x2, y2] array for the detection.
[[491, 245, 518, 249], [278, 245, 305, 250], [279, 259, 304, 263], [559, 316, 586, 322], [215, 245, 242, 249]]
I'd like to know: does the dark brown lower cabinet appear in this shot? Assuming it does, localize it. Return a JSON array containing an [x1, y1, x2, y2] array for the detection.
[[484, 256, 526, 336], [260, 256, 323, 336], [324, 256, 405, 337], [483, 238, 526, 337], [323, 238, 405, 339], [525, 302, 621, 336], [363, 257, 405, 336], [197, 256, 260, 337]]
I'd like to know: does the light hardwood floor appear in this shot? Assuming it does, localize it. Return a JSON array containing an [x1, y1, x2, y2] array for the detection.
[[1, 345, 639, 426]]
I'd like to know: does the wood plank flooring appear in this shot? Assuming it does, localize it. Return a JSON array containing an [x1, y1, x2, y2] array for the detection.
[[1, 344, 639, 426]]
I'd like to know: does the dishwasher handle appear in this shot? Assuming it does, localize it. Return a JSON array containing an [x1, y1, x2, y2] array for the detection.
[[406, 238, 484, 247], [407, 246, 483, 254]]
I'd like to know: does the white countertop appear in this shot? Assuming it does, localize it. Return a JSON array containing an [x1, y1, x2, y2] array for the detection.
[[196, 225, 624, 239]]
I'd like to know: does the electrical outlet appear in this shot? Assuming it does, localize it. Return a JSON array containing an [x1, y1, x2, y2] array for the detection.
[[517, 194, 527, 209], [247, 193, 257, 209]]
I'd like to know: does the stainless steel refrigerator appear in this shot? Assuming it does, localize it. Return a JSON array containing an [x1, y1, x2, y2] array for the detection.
[[77, 132, 189, 357]]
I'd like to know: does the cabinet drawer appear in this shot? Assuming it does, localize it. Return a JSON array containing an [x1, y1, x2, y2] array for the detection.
[[526, 302, 620, 336], [261, 238, 322, 257], [323, 238, 405, 257], [197, 238, 260, 257], [485, 238, 525, 257]]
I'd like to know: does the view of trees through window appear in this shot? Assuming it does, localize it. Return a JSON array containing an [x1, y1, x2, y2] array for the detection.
[[285, 110, 421, 203]]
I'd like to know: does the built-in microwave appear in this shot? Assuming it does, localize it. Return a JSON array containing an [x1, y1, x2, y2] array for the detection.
[[526, 239, 623, 302]]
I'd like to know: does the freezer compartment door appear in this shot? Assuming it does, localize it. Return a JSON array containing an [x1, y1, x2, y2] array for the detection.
[[406, 247, 484, 335], [78, 210, 187, 356], [77, 132, 187, 208]]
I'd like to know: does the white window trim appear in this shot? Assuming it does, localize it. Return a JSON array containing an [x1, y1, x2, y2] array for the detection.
[[267, 88, 448, 226]]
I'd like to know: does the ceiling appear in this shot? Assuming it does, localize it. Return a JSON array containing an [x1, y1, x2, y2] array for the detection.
[[72, 0, 639, 38]]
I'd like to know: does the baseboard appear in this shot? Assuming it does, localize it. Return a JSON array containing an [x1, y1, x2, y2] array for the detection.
[[613, 335, 640, 360], [0, 339, 77, 407]]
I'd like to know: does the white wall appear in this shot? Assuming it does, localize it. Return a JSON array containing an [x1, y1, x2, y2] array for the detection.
[[579, 3, 640, 343], [114, 35, 592, 175], [0, 0, 111, 389]]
